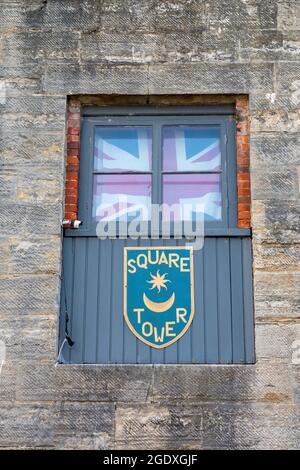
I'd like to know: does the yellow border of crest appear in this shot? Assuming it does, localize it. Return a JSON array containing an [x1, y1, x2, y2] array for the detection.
[[123, 246, 195, 349]]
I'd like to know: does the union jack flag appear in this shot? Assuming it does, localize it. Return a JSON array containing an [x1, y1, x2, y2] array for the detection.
[[93, 127, 152, 221], [94, 127, 151, 172], [163, 127, 222, 221], [163, 127, 221, 172], [92, 126, 222, 222]]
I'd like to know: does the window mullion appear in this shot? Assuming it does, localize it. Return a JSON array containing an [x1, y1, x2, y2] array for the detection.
[[161, 170, 223, 175], [152, 121, 162, 206]]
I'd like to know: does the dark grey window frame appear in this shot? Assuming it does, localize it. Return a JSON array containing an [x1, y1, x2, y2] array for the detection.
[[65, 106, 251, 238]]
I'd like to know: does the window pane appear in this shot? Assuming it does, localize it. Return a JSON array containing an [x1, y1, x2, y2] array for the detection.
[[92, 174, 151, 221], [94, 127, 152, 172], [163, 174, 222, 221], [163, 126, 221, 172]]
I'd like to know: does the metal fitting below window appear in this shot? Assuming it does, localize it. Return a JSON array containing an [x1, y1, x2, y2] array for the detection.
[[62, 219, 82, 228]]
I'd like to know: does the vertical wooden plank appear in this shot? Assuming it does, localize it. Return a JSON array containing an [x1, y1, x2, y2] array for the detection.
[[70, 237, 87, 363], [230, 238, 245, 363], [191, 244, 205, 363], [164, 238, 178, 364], [136, 238, 151, 364], [177, 238, 192, 364], [84, 238, 99, 363], [110, 239, 125, 363], [97, 238, 112, 363], [204, 238, 219, 363], [242, 239, 255, 363], [150, 238, 166, 364], [60, 238, 74, 363], [217, 238, 233, 363], [123, 238, 138, 363]]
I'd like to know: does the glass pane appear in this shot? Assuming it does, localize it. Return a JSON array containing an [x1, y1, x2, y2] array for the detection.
[[163, 126, 221, 172], [94, 127, 152, 172], [92, 174, 151, 221], [163, 174, 222, 221]]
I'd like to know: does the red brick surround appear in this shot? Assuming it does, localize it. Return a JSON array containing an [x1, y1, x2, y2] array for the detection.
[[235, 97, 251, 228], [64, 98, 81, 223]]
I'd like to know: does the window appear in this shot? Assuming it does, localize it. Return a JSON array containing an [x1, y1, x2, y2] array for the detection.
[[78, 107, 237, 233], [162, 126, 222, 222], [93, 126, 152, 222]]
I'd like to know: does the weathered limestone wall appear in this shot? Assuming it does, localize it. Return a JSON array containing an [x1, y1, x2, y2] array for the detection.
[[0, 0, 299, 449]]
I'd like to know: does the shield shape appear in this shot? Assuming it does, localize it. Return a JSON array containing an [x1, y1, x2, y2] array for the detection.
[[124, 247, 194, 349]]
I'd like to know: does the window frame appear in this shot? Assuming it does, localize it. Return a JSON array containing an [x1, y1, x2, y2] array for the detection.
[[91, 124, 153, 223], [68, 106, 249, 237]]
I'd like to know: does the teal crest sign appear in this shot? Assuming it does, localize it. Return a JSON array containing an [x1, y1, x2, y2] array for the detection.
[[124, 247, 194, 349]]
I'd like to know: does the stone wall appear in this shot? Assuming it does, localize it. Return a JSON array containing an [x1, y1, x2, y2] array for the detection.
[[0, 0, 299, 449]]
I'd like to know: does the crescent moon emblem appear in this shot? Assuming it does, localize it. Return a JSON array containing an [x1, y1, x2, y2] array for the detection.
[[143, 292, 175, 313]]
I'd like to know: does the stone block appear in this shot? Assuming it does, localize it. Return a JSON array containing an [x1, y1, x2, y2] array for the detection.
[[255, 323, 300, 363], [0, 63, 43, 79], [254, 271, 300, 319], [0, 403, 56, 448], [160, 30, 238, 63], [250, 94, 300, 113], [239, 30, 300, 62], [55, 402, 114, 449], [0, 111, 65, 132], [100, 0, 156, 33], [4, 78, 42, 98], [115, 403, 300, 449], [152, 363, 295, 404], [148, 63, 273, 94], [251, 168, 299, 200], [251, 108, 300, 134], [8, 237, 61, 275], [250, 134, 300, 167], [0, 130, 64, 170], [252, 200, 300, 244], [11, 0, 101, 32], [1, 95, 66, 114], [0, 363, 16, 402], [0, 202, 62, 236], [0, 315, 57, 363], [80, 32, 165, 65], [16, 364, 153, 403], [253, 242, 300, 272], [16, 165, 64, 204], [0, 399, 114, 449], [207, 0, 278, 31], [0, 31, 80, 66], [0, 275, 59, 315], [276, 63, 300, 97], [0, 174, 17, 200], [44, 63, 149, 94], [278, 2, 300, 31]]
